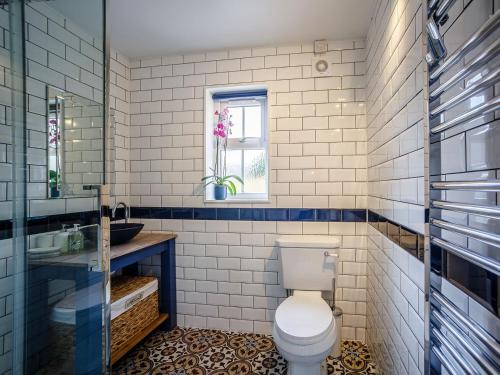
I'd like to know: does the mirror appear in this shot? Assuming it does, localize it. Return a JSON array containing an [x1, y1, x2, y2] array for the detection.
[[47, 89, 64, 197], [47, 86, 104, 198]]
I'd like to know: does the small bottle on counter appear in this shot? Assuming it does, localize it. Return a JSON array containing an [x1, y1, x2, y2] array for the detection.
[[54, 224, 71, 254], [68, 224, 84, 254]]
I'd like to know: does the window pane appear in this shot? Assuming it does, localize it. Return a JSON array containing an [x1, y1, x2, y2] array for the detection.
[[225, 149, 243, 192], [243, 149, 266, 193], [245, 105, 261, 138], [227, 106, 242, 139]]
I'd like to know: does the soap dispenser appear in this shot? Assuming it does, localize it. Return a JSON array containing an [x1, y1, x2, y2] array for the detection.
[[68, 224, 84, 254], [54, 224, 71, 254]]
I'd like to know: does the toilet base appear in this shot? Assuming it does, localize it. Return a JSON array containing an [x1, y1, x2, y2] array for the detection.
[[287, 360, 328, 375]]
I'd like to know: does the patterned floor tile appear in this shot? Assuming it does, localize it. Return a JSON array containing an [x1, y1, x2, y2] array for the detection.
[[113, 327, 378, 375]]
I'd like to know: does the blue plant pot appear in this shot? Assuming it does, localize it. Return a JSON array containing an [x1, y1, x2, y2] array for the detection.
[[214, 184, 227, 200], [50, 186, 60, 198]]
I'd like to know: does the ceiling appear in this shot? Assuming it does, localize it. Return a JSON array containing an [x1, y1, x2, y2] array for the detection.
[[110, 0, 377, 58]]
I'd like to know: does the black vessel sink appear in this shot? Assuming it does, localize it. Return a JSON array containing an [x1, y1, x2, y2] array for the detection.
[[110, 223, 144, 246]]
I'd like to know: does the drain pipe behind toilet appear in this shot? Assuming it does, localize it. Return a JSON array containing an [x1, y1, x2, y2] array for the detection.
[[331, 277, 343, 358]]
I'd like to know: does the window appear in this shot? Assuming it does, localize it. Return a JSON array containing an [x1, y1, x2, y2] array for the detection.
[[205, 87, 268, 201]]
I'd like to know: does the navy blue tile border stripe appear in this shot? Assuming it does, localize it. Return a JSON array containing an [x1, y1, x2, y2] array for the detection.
[[26, 210, 101, 236], [0, 207, 367, 241], [0, 219, 13, 241], [3, 207, 424, 265], [0, 211, 102, 240], [368, 209, 424, 263], [129, 207, 367, 223]]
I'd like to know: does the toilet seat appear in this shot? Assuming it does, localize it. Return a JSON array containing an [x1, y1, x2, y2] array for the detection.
[[274, 291, 333, 346]]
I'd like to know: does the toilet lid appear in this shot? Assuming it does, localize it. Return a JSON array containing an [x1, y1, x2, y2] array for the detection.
[[275, 293, 333, 345]]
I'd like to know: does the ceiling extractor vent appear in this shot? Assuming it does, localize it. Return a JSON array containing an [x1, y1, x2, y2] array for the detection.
[[312, 39, 331, 77]]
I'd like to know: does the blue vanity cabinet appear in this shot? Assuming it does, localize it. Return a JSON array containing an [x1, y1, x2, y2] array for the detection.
[[110, 233, 177, 329], [109, 233, 177, 364]]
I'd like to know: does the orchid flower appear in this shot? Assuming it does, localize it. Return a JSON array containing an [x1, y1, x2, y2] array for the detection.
[[202, 106, 243, 196]]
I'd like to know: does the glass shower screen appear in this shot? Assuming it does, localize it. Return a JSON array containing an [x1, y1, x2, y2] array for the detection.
[[0, 0, 110, 374]]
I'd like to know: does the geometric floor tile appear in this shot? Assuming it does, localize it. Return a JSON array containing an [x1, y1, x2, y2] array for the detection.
[[112, 327, 378, 375], [326, 340, 378, 374]]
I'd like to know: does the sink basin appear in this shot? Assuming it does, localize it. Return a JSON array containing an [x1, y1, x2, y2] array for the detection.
[[110, 223, 144, 246]]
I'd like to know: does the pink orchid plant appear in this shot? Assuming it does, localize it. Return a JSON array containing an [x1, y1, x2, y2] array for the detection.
[[202, 107, 243, 196], [48, 118, 60, 147]]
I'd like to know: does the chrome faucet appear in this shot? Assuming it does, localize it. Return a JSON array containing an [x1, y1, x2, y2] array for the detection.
[[111, 202, 129, 223]]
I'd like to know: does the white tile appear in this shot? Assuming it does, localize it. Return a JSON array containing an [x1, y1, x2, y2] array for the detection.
[[205, 72, 229, 85], [207, 317, 230, 330], [264, 55, 289, 68], [252, 47, 276, 56], [217, 59, 241, 72], [241, 57, 264, 70], [173, 63, 194, 76], [229, 70, 252, 83], [277, 66, 302, 80], [230, 319, 254, 332], [315, 77, 341, 90], [253, 68, 276, 81]]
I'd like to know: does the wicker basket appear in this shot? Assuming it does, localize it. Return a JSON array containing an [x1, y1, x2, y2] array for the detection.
[[111, 276, 159, 354]]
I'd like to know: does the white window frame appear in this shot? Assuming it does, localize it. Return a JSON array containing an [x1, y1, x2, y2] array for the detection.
[[204, 85, 269, 203]]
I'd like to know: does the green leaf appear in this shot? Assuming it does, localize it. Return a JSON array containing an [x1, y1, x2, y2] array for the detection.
[[226, 180, 237, 195], [201, 176, 213, 181], [223, 175, 244, 184], [202, 181, 214, 189]]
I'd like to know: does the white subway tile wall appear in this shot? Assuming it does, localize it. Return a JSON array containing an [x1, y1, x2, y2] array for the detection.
[[138, 220, 368, 341], [365, 0, 425, 374], [366, 0, 425, 235], [0, 3, 11, 364], [0, 235, 11, 374], [0, 5, 14, 222], [21, 4, 130, 214], [367, 227, 425, 374], [127, 41, 367, 210], [123, 40, 370, 339], [0, 5, 12, 222], [109, 49, 131, 206], [61, 95, 104, 197], [25, 1, 104, 216]]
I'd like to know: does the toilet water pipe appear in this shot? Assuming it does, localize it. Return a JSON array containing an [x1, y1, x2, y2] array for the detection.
[[331, 276, 343, 358]]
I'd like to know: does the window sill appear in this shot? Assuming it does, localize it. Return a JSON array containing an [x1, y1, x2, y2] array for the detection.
[[204, 198, 270, 204]]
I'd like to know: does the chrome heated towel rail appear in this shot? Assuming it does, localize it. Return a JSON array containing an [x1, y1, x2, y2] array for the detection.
[[426, 1, 500, 374]]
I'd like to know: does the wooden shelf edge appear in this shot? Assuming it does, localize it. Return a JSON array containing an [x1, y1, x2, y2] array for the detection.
[[111, 313, 169, 366]]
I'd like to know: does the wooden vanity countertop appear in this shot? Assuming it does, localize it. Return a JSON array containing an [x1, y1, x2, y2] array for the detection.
[[110, 232, 177, 260]]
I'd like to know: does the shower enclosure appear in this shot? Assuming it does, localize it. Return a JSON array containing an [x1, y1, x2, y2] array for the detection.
[[0, 0, 110, 374]]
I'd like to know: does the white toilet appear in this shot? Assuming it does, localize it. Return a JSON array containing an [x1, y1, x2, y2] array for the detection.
[[273, 235, 340, 375]]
